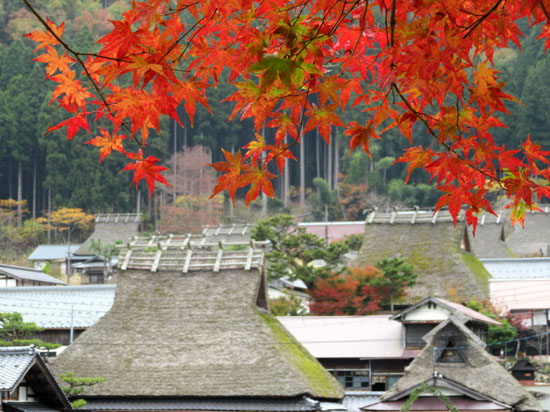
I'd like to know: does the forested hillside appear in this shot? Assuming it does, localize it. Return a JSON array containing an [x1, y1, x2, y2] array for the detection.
[[0, 1, 548, 223]]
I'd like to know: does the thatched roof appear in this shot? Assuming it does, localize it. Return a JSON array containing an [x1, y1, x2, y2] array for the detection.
[[380, 318, 542, 412], [75, 214, 141, 256], [505, 209, 550, 257], [466, 212, 513, 259], [52, 246, 343, 401], [354, 210, 490, 302], [465, 207, 550, 259]]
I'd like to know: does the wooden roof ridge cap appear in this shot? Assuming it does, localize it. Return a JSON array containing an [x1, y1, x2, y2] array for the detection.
[[95, 213, 142, 223], [365, 208, 465, 224]]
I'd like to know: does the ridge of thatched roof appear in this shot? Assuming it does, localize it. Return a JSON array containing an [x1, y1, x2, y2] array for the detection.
[[117, 238, 270, 272], [75, 214, 142, 256], [355, 211, 489, 302], [381, 318, 542, 412], [52, 250, 343, 400]]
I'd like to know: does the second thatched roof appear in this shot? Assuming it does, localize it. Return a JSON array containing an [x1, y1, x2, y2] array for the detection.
[[355, 210, 490, 302], [75, 213, 141, 256]]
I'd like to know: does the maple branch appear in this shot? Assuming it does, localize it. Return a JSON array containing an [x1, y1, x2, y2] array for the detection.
[[540, 0, 550, 21], [390, 82, 504, 189], [462, 0, 504, 39], [22, 0, 143, 149], [351, 0, 370, 57], [389, 0, 397, 47]]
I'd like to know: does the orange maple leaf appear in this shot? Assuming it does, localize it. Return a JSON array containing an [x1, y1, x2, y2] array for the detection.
[[46, 111, 91, 141], [243, 166, 276, 206], [85, 128, 127, 162], [243, 134, 266, 163], [345, 120, 380, 157], [33, 46, 73, 76], [122, 150, 172, 197], [24, 18, 64, 52], [210, 149, 247, 205]]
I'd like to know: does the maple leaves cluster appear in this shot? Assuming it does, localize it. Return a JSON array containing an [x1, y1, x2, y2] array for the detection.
[[24, 0, 550, 227]]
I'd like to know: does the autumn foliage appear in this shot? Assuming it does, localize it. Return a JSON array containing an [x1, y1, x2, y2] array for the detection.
[[310, 266, 384, 315], [23, 0, 550, 226]]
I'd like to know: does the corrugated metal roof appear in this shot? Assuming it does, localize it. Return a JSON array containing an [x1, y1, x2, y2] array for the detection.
[[278, 316, 404, 359], [363, 397, 509, 410], [342, 392, 383, 412], [481, 258, 550, 279], [0, 285, 115, 328], [490, 279, 550, 311], [84, 397, 320, 411], [0, 346, 36, 391], [28, 245, 82, 261], [434, 298, 501, 326], [0, 264, 66, 285]]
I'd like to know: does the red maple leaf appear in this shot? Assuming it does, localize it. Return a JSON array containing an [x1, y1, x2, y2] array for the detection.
[[122, 150, 172, 197], [85, 128, 127, 162]]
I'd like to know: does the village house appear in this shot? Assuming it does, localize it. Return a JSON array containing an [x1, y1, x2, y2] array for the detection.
[[0, 285, 114, 345], [279, 297, 500, 394], [50, 239, 344, 412], [27, 245, 86, 276], [73, 213, 142, 284], [0, 346, 70, 412], [362, 317, 542, 412], [355, 209, 490, 302], [0, 264, 65, 287]]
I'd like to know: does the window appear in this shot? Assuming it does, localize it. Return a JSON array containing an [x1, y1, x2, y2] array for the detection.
[[88, 273, 105, 284], [330, 370, 370, 389]]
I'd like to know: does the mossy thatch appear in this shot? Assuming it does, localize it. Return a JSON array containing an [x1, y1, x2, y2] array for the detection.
[[52, 267, 343, 400]]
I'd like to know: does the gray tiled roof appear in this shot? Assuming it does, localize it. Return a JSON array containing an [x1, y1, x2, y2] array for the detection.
[[3, 402, 62, 412], [0, 264, 66, 285], [0, 285, 115, 328], [28, 245, 82, 261], [481, 258, 550, 279], [0, 346, 36, 391], [84, 397, 320, 411]]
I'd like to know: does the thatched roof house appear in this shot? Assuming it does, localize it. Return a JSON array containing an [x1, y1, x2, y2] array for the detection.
[[363, 318, 542, 412], [354, 209, 490, 302], [74, 213, 142, 256], [52, 241, 343, 411]]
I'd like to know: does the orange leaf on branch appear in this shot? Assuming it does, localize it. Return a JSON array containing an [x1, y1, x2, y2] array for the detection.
[[122, 150, 172, 197], [85, 128, 127, 162]]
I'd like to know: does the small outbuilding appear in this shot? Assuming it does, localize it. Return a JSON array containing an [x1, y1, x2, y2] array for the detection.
[[0, 346, 70, 412], [511, 360, 537, 386]]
